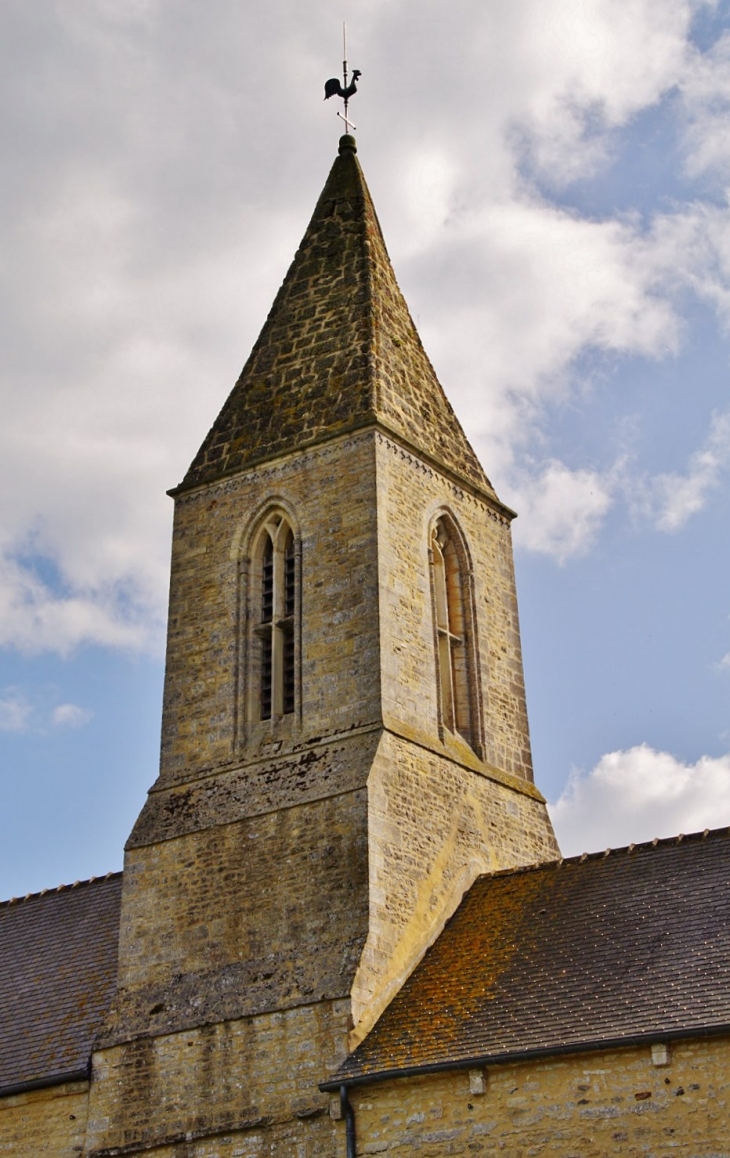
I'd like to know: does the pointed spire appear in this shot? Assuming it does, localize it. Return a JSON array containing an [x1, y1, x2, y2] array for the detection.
[[179, 136, 495, 498]]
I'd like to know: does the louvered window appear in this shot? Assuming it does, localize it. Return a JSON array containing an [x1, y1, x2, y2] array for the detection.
[[256, 517, 298, 721], [282, 532, 296, 715]]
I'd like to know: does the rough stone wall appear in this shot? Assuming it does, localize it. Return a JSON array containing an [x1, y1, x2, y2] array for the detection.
[[86, 1001, 349, 1157], [343, 433, 557, 1041], [106, 432, 387, 1048], [352, 1036, 730, 1156], [123, 426, 554, 1053], [111, 433, 382, 1035], [351, 731, 558, 1041], [104, 789, 369, 1045], [88, 1121, 344, 1158], [128, 730, 379, 850], [0, 1081, 88, 1156], [374, 432, 534, 783], [156, 431, 381, 791], [95, 421, 557, 1154], [92, 433, 381, 1153]]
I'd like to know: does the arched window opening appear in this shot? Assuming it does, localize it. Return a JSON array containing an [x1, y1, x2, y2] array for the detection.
[[431, 518, 477, 750], [255, 515, 298, 722]]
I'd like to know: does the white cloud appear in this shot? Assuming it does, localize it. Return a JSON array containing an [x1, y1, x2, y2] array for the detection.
[[424, 195, 680, 393], [0, 692, 32, 733], [0, 556, 154, 655], [0, 692, 93, 733], [644, 198, 730, 328], [630, 410, 730, 531], [52, 702, 93, 728], [502, 0, 696, 183], [510, 460, 614, 561], [680, 30, 730, 180], [0, 0, 728, 654], [550, 743, 730, 855], [410, 193, 682, 506]]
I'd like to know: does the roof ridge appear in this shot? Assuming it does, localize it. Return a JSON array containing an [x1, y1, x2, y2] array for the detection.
[[0, 870, 122, 909], [478, 825, 729, 883]]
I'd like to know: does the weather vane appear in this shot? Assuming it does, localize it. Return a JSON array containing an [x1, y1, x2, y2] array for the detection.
[[323, 23, 361, 134]]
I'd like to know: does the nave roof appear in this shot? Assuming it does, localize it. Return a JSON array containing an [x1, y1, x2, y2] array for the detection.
[[329, 827, 730, 1087]]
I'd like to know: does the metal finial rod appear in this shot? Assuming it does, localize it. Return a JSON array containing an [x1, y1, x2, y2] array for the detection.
[[343, 21, 348, 90], [342, 22, 349, 125], [322, 25, 360, 133]]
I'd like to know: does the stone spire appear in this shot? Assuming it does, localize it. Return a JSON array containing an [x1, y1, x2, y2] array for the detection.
[[179, 135, 495, 498]]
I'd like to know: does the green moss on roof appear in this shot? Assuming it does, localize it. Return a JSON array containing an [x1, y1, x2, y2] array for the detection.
[[330, 828, 730, 1086]]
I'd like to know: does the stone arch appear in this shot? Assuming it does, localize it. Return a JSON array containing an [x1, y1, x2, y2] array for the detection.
[[428, 508, 483, 757], [233, 498, 302, 744]]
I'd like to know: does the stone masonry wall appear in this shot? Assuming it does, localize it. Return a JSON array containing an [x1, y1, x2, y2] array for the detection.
[[98, 423, 557, 1157], [374, 432, 534, 783], [128, 729, 380, 849], [108, 433, 381, 1044], [352, 1036, 730, 1156], [342, 432, 557, 1041], [351, 730, 558, 1041], [122, 425, 555, 1052], [0, 1081, 89, 1157], [86, 1001, 350, 1157], [156, 431, 381, 791], [104, 790, 369, 1045]]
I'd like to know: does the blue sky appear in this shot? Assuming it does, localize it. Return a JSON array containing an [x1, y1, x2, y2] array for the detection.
[[1, 0, 729, 897]]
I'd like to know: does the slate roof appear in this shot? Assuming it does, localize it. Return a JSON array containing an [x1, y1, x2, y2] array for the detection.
[[328, 828, 730, 1087], [0, 873, 122, 1093], [179, 136, 496, 499]]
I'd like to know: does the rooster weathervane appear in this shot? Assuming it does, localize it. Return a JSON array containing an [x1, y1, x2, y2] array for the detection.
[[323, 24, 361, 134]]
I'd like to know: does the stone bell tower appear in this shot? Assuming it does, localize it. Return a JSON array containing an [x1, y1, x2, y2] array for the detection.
[[84, 136, 558, 1158]]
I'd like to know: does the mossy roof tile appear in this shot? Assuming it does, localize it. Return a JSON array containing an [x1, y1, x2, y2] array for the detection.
[[0, 874, 122, 1091], [331, 828, 730, 1084]]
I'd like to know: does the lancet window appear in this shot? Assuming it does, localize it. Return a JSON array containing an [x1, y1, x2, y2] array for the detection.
[[255, 514, 298, 721], [430, 516, 479, 752]]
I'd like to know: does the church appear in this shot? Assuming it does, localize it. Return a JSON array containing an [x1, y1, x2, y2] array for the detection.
[[1, 133, 729, 1157]]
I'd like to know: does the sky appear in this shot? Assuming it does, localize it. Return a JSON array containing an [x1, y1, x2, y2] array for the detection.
[[1, 0, 729, 898]]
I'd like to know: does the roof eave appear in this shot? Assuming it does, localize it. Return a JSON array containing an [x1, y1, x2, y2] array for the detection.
[[320, 1020, 730, 1092], [168, 420, 514, 520], [0, 1064, 90, 1100]]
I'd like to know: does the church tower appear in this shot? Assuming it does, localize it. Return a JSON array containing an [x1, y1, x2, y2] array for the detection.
[[85, 136, 558, 1157]]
